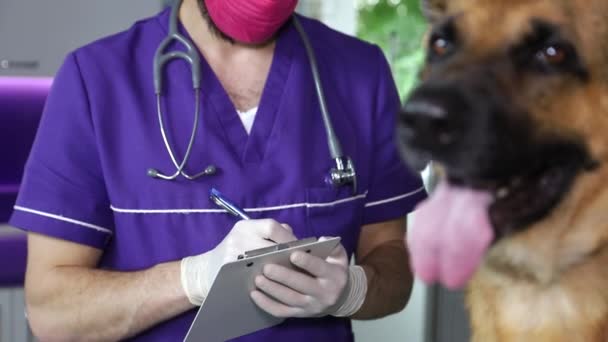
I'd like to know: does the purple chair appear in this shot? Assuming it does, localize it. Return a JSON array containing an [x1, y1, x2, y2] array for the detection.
[[0, 77, 51, 287]]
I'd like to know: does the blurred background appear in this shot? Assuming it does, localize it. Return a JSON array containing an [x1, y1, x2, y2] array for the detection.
[[0, 1, 468, 341]]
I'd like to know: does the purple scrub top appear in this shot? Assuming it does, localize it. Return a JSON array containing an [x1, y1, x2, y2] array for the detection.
[[10, 8, 426, 342]]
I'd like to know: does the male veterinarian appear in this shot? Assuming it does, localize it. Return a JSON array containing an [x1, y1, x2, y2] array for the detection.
[[9, 0, 427, 340]]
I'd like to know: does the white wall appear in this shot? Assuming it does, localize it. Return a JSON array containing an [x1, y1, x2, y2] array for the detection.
[[320, 0, 358, 35], [297, 0, 358, 35], [353, 279, 431, 342], [0, 0, 162, 77]]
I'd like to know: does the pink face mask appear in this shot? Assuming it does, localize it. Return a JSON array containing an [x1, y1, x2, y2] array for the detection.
[[205, 0, 299, 44]]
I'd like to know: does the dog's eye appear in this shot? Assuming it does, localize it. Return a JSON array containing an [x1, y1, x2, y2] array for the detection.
[[427, 19, 457, 61], [511, 20, 588, 80], [530, 42, 587, 79], [430, 35, 452, 57], [535, 45, 568, 66], [428, 33, 455, 61]]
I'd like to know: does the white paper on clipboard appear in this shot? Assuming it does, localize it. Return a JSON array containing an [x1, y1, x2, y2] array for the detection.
[[183, 236, 341, 342]]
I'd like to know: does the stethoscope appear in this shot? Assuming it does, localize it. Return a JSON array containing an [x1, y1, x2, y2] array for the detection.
[[147, 0, 357, 194]]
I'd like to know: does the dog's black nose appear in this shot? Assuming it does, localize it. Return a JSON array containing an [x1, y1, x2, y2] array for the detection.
[[400, 100, 455, 149], [397, 84, 473, 171]]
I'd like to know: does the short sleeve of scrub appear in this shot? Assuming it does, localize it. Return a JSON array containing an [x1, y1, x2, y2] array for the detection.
[[9, 53, 114, 249], [362, 47, 427, 225]]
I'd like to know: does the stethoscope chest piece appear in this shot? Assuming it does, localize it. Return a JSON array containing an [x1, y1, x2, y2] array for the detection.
[[326, 157, 357, 194]]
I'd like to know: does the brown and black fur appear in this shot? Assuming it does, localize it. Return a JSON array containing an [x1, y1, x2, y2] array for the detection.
[[398, 1, 608, 341]]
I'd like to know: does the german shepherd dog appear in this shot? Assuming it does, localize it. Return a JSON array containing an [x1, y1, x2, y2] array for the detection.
[[398, 0, 608, 341]]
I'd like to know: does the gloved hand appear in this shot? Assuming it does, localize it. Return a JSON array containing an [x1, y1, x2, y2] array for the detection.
[[181, 219, 297, 306], [250, 238, 368, 318]]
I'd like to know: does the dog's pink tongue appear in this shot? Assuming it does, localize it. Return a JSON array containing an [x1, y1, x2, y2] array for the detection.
[[408, 181, 494, 289]]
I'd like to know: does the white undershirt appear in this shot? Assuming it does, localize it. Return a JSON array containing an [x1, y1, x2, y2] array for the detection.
[[236, 107, 258, 135]]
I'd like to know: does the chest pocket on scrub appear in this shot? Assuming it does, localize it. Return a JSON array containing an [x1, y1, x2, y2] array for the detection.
[[305, 187, 364, 255]]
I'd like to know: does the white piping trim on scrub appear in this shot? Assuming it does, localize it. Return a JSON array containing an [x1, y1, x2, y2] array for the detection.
[[110, 207, 227, 214], [110, 193, 369, 215], [364, 187, 425, 208], [13, 206, 113, 235], [249, 193, 369, 212]]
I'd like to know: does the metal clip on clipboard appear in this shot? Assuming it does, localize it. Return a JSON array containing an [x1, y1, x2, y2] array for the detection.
[[238, 237, 318, 260]]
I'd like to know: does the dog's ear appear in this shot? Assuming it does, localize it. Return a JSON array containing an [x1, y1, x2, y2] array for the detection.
[[421, 0, 447, 22]]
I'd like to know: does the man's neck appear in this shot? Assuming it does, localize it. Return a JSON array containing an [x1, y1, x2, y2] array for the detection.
[[177, 0, 278, 112], [178, 0, 276, 61]]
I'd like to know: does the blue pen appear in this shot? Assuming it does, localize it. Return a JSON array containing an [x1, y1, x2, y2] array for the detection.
[[209, 188, 251, 220], [210, 188, 278, 259]]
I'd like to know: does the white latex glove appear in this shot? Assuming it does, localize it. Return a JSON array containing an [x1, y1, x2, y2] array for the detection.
[[250, 238, 368, 318], [181, 219, 297, 306]]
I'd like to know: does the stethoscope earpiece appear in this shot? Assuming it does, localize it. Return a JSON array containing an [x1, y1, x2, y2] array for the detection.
[[147, 165, 217, 180], [203, 165, 218, 176], [147, 168, 160, 178]]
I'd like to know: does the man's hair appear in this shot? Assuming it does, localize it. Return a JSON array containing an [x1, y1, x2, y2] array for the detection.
[[196, 0, 235, 44]]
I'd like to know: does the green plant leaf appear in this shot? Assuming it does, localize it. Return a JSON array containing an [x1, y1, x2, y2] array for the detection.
[[356, 0, 429, 99]]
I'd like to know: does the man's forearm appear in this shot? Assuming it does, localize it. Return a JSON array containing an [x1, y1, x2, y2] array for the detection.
[[351, 240, 414, 320], [26, 261, 193, 341]]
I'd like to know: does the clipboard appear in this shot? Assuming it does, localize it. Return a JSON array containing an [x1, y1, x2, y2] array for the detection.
[[183, 236, 341, 342]]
